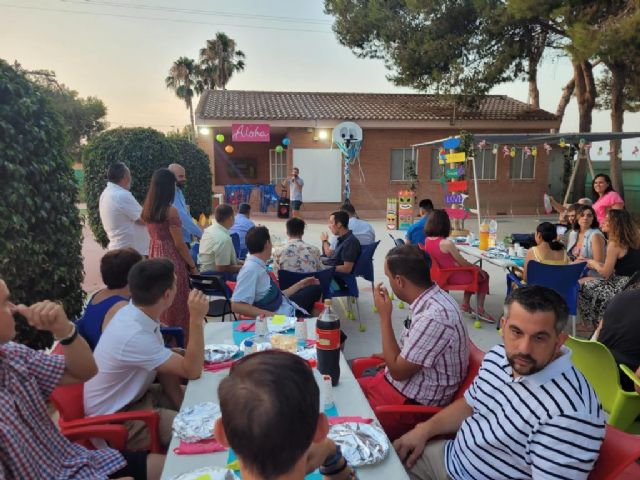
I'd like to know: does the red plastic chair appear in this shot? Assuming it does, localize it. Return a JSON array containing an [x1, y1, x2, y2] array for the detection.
[[588, 425, 640, 479], [418, 243, 480, 293], [49, 346, 162, 453], [63, 424, 129, 451]]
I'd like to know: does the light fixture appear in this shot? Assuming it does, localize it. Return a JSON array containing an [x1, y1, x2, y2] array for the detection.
[[198, 127, 210, 135], [318, 129, 328, 140]]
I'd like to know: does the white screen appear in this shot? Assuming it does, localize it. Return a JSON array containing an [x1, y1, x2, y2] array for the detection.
[[292, 148, 342, 202]]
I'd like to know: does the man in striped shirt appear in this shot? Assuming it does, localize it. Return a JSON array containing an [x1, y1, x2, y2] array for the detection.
[[394, 285, 605, 480]]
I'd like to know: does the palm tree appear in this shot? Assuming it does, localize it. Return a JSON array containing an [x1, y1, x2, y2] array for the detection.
[[165, 57, 203, 142], [199, 32, 246, 90]]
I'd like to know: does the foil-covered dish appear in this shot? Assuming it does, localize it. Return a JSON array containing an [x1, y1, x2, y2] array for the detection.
[[328, 422, 389, 467], [204, 344, 239, 364], [173, 402, 221, 442], [168, 467, 239, 480], [240, 336, 316, 360], [267, 316, 297, 333]]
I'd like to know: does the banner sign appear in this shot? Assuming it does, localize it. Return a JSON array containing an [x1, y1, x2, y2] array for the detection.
[[232, 123, 271, 142], [445, 193, 464, 204], [445, 168, 460, 179], [445, 207, 471, 220], [447, 180, 467, 192]]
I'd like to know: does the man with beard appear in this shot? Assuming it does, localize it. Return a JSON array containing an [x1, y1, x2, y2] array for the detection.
[[168, 163, 202, 246], [394, 286, 605, 480]]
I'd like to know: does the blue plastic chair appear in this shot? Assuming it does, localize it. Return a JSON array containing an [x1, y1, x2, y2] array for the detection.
[[160, 327, 184, 349], [230, 232, 241, 258], [190, 242, 199, 265], [388, 233, 405, 247], [277, 267, 336, 301], [506, 260, 586, 335]]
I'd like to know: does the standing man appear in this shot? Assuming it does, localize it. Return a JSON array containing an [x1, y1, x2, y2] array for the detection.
[[282, 167, 304, 218], [99, 162, 149, 256], [168, 163, 202, 246], [230, 203, 255, 254], [405, 199, 434, 245], [394, 286, 605, 480]]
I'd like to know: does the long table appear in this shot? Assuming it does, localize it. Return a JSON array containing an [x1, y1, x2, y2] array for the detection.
[[457, 244, 524, 273], [161, 320, 410, 480]]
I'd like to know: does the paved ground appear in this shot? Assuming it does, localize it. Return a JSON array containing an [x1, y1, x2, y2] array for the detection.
[[80, 212, 558, 360]]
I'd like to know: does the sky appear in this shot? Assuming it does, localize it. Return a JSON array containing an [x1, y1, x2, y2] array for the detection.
[[1, 0, 639, 159]]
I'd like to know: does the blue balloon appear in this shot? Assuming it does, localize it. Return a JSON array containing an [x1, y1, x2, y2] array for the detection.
[[282, 138, 290, 146]]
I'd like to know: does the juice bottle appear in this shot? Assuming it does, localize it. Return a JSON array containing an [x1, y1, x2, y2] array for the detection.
[[479, 220, 490, 250]]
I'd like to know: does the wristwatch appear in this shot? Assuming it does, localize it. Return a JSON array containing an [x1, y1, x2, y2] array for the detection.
[[57, 323, 79, 346]]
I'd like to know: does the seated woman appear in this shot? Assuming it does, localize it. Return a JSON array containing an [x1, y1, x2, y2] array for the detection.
[[76, 248, 142, 350], [566, 204, 605, 274], [579, 209, 640, 327], [523, 222, 569, 282], [423, 210, 493, 322]]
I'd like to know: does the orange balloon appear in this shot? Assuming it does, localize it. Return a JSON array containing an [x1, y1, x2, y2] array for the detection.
[[225, 145, 234, 154]]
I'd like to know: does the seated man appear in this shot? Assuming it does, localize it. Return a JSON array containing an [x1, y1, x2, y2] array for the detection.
[[229, 203, 255, 255], [329, 202, 375, 250], [198, 203, 243, 276], [84, 258, 209, 451], [215, 350, 354, 480], [0, 277, 164, 479], [320, 210, 361, 274], [359, 245, 468, 440], [405, 199, 434, 245], [273, 217, 323, 274], [231, 226, 322, 318], [394, 286, 605, 480]]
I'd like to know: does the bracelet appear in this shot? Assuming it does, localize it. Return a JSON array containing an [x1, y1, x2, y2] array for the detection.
[[320, 458, 349, 476], [57, 323, 78, 345]]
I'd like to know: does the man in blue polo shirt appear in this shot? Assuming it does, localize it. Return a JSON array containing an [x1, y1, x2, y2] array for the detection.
[[405, 199, 433, 245]]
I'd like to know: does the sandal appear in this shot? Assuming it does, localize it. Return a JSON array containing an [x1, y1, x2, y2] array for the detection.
[[476, 309, 496, 323], [460, 303, 475, 315]]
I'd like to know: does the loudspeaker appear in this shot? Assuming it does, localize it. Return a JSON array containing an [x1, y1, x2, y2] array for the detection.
[[277, 195, 290, 219]]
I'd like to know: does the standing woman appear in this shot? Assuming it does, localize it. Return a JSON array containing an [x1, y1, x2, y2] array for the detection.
[[142, 168, 198, 338], [592, 173, 624, 224], [578, 209, 640, 326], [566, 204, 606, 271]]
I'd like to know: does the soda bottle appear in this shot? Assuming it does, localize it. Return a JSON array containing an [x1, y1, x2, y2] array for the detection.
[[489, 218, 498, 248], [479, 220, 490, 250], [316, 299, 341, 386]]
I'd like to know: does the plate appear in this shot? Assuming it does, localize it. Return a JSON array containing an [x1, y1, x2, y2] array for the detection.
[[173, 402, 221, 442], [267, 316, 297, 333], [328, 422, 389, 467], [204, 344, 240, 364], [240, 336, 316, 360], [168, 467, 239, 480]]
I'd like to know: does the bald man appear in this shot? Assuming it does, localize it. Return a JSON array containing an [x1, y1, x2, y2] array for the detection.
[[168, 163, 202, 245]]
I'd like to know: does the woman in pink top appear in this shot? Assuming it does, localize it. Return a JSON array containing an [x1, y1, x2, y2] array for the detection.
[[423, 210, 493, 322], [592, 173, 624, 224]]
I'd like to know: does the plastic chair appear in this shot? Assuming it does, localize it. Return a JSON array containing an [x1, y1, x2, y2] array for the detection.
[[190, 242, 199, 265], [278, 267, 336, 301], [160, 326, 184, 348], [565, 337, 640, 433], [189, 274, 237, 321], [588, 425, 640, 479], [230, 232, 241, 258], [63, 424, 129, 451], [388, 233, 405, 247], [417, 243, 479, 294], [355, 341, 485, 440], [507, 261, 586, 335]]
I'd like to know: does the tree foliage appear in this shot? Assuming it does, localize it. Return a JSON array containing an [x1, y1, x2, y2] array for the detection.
[[167, 137, 213, 219], [166, 57, 203, 142], [199, 32, 246, 90], [0, 60, 84, 349], [83, 128, 180, 247]]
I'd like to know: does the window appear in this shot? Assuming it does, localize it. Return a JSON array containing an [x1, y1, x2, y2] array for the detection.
[[430, 149, 444, 180], [269, 149, 287, 185], [509, 147, 535, 180], [390, 148, 416, 181], [472, 149, 497, 180]]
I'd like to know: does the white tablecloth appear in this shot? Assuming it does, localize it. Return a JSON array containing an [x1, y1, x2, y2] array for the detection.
[[160, 320, 410, 479], [457, 244, 522, 271]]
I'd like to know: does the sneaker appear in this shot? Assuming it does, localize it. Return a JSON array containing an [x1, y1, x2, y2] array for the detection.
[[476, 309, 496, 323]]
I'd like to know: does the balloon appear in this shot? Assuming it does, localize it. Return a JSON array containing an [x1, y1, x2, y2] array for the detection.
[[510, 147, 516, 158], [559, 137, 566, 148], [275, 145, 284, 153], [531, 146, 538, 157], [216, 134, 225, 143], [225, 145, 234, 154], [282, 138, 290, 146], [492, 144, 499, 154]]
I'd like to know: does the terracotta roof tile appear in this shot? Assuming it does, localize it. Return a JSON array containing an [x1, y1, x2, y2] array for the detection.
[[196, 90, 557, 122]]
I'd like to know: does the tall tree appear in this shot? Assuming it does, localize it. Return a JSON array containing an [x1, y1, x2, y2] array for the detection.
[[166, 57, 203, 143], [199, 32, 246, 90]]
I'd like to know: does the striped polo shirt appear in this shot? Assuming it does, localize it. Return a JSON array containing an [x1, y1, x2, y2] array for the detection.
[[444, 344, 605, 479]]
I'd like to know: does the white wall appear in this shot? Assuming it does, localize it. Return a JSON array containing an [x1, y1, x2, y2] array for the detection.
[[292, 148, 342, 202]]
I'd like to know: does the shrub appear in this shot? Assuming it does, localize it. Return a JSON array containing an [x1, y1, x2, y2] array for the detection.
[[168, 137, 213, 218], [0, 60, 84, 349], [83, 127, 180, 247]]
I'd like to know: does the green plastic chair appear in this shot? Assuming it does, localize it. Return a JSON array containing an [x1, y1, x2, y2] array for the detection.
[[565, 337, 640, 434]]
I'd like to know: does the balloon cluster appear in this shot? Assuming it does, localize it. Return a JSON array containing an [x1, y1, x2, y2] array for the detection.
[[214, 133, 293, 156]]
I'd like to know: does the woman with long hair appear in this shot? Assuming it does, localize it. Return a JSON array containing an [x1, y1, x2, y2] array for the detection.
[[523, 222, 569, 282], [578, 209, 640, 326], [566, 204, 605, 269], [592, 173, 624, 224], [422, 210, 493, 322], [142, 168, 198, 337]]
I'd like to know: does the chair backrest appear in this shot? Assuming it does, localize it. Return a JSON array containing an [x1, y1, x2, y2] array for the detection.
[[454, 341, 485, 400], [278, 268, 335, 300], [190, 242, 199, 265], [588, 425, 640, 479], [352, 241, 380, 281], [49, 345, 85, 421], [526, 261, 587, 315], [622, 270, 640, 292], [230, 232, 241, 257], [565, 337, 623, 412], [388, 233, 405, 247], [189, 273, 229, 298]]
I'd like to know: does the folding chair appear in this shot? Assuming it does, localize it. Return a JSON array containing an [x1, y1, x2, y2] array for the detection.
[[189, 274, 237, 322]]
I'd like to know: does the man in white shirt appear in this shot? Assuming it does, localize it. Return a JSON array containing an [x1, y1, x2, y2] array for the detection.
[[99, 162, 149, 255], [84, 258, 209, 450], [328, 202, 375, 251]]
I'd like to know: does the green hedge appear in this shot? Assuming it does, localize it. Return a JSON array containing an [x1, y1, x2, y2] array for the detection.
[[168, 138, 213, 219], [0, 60, 84, 349], [83, 128, 180, 247]]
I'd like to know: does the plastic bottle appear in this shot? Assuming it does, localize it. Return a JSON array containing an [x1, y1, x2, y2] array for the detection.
[[479, 220, 490, 250], [489, 218, 498, 248], [316, 299, 341, 386]]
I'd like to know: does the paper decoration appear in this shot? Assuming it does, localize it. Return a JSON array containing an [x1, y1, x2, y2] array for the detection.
[[447, 180, 468, 192], [398, 190, 414, 230], [445, 208, 471, 220], [510, 147, 516, 158], [579, 138, 586, 147], [531, 146, 538, 157], [386, 197, 398, 230], [633, 146, 639, 156], [445, 168, 460, 179], [445, 193, 464, 204], [559, 138, 566, 148], [598, 146, 604, 155], [443, 137, 461, 149], [445, 152, 466, 164], [503, 145, 510, 158], [492, 144, 499, 154], [544, 143, 552, 154], [524, 146, 531, 156]]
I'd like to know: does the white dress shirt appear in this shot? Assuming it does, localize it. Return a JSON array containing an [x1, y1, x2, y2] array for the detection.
[[99, 182, 149, 255]]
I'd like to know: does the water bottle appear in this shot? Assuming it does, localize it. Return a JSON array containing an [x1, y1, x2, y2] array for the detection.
[[316, 299, 341, 386], [489, 218, 498, 248]]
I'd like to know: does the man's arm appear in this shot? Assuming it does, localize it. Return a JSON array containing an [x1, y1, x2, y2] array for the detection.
[[282, 277, 320, 297], [156, 290, 208, 381], [231, 301, 273, 318], [119, 191, 144, 224], [16, 301, 98, 385], [393, 397, 473, 469], [372, 284, 421, 381], [334, 261, 354, 274]]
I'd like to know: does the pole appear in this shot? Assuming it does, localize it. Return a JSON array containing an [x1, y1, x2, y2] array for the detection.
[[472, 151, 482, 232]]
